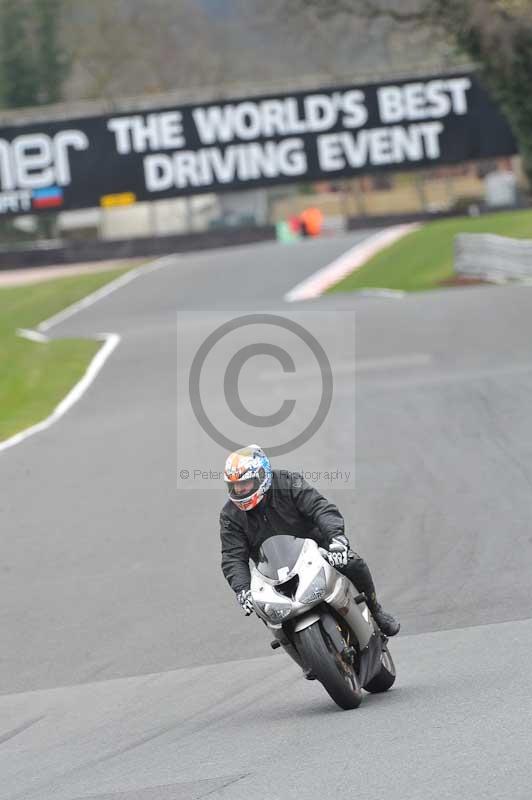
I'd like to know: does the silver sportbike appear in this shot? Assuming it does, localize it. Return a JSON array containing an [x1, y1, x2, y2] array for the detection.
[[250, 534, 396, 710]]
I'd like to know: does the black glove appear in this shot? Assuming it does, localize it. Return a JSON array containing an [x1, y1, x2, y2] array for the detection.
[[236, 589, 254, 616], [323, 534, 351, 567]]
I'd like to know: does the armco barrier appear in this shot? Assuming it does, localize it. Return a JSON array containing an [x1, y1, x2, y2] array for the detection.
[[454, 233, 532, 281], [347, 210, 459, 230], [0, 225, 276, 270]]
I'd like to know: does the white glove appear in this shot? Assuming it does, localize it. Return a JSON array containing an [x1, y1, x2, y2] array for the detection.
[[323, 535, 350, 567], [237, 589, 254, 616]]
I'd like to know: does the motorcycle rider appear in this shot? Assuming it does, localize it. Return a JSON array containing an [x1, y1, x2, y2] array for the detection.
[[220, 444, 400, 642]]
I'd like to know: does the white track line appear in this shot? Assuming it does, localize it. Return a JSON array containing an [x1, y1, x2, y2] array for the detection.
[[0, 333, 120, 453], [284, 223, 420, 302], [38, 254, 174, 333], [354, 288, 406, 299], [1, 254, 175, 454], [16, 328, 49, 343]]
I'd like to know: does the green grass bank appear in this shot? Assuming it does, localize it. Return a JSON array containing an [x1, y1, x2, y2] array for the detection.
[[0, 267, 131, 442], [329, 209, 532, 293]]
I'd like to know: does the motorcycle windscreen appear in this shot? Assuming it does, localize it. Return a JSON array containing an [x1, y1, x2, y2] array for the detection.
[[256, 535, 305, 581]]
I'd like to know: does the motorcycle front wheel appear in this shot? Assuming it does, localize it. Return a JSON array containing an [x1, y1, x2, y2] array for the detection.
[[294, 615, 362, 710]]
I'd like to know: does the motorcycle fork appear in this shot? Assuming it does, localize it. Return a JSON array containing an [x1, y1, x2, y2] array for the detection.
[[270, 627, 307, 671]]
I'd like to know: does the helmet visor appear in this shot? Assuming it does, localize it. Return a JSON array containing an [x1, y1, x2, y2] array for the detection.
[[227, 477, 260, 502]]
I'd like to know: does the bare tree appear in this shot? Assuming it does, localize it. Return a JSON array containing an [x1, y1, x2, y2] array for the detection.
[[61, 0, 459, 103], [63, 0, 230, 101], [232, 0, 458, 85]]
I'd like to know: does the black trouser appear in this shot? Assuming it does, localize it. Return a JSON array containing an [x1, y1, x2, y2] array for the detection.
[[337, 553, 379, 610]]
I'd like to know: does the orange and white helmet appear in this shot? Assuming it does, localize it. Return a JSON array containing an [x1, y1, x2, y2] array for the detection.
[[224, 444, 272, 512]]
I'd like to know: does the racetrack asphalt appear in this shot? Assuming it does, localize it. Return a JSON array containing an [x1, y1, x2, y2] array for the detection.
[[1, 232, 532, 799]]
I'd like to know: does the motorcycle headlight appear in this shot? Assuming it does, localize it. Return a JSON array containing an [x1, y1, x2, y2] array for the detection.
[[299, 568, 327, 604], [255, 601, 292, 622]]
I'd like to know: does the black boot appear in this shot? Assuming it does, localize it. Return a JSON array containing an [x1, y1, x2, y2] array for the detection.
[[342, 555, 400, 637], [368, 600, 400, 637]]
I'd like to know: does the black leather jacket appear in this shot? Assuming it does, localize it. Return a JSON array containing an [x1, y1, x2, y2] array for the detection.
[[220, 469, 345, 593]]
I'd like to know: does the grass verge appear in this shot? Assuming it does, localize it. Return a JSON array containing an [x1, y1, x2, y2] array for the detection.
[[0, 266, 132, 442], [329, 209, 532, 293]]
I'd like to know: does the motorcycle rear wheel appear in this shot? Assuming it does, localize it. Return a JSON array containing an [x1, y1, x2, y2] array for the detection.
[[295, 615, 363, 710], [364, 644, 396, 693]]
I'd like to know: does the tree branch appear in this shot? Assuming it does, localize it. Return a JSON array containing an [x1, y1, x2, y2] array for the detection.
[[303, 0, 433, 24], [357, 0, 433, 23]]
